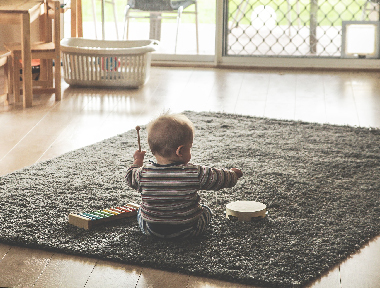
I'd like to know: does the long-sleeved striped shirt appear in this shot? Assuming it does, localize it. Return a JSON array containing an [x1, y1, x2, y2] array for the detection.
[[126, 162, 238, 225]]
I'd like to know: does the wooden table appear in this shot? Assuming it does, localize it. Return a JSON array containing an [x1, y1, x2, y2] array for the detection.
[[0, 0, 44, 108]]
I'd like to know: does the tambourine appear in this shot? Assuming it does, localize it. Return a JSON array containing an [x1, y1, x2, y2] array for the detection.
[[226, 201, 267, 221]]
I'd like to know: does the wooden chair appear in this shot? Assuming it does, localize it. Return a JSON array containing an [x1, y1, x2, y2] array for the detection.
[[60, 0, 83, 38], [362, 0, 380, 20], [123, 0, 199, 54], [91, 0, 119, 40], [0, 51, 11, 105], [4, 0, 61, 103]]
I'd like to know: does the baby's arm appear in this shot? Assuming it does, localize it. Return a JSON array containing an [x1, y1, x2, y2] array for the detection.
[[199, 166, 242, 191], [125, 150, 146, 190], [230, 168, 243, 178], [133, 150, 146, 167]]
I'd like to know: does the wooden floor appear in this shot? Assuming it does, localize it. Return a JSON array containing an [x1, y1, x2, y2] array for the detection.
[[1, 66, 380, 287]]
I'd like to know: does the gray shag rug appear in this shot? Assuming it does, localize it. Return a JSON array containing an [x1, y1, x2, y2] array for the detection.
[[1, 111, 380, 287]]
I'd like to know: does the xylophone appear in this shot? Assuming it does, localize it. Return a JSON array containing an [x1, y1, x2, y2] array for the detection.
[[68, 203, 140, 230]]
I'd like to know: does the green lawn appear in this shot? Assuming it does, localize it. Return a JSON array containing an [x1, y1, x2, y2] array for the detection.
[[81, 0, 367, 27], [81, 0, 216, 24], [229, 0, 367, 26]]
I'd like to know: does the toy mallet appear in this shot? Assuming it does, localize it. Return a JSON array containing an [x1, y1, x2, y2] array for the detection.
[[135, 126, 141, 152]]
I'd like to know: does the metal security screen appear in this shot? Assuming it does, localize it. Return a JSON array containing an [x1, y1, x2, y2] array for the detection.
[[225, 0, 379, 57]]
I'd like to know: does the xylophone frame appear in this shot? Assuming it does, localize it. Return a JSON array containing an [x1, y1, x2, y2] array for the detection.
[[68, 203, 140, 230]]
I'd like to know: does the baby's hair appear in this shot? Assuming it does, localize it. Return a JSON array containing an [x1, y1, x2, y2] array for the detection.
[[147, 113, 194, 158]]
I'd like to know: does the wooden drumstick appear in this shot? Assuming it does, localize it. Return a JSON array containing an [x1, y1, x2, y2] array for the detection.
[[135, 126, 141, 152]]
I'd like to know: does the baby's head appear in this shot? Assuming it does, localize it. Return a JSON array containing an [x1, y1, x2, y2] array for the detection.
[[147, 113, 194, 164]]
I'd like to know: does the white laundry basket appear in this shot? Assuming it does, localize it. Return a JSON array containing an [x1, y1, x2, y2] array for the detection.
[[60, 38, 159, 88]]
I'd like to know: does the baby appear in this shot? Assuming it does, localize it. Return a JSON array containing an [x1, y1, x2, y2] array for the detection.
[[126, 113, 243, 239]]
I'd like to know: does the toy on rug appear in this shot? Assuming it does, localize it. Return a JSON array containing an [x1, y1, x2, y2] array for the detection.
[[68, 127, 145, 230], [226, 201, 267, 221], [68, 203, 140, 230]]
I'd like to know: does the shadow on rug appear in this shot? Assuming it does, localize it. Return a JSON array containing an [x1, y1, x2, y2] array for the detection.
[[1, 111, 380, 287]]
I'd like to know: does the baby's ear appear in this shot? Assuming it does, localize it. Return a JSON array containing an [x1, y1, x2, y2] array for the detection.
[[176, 145, 184, 157]]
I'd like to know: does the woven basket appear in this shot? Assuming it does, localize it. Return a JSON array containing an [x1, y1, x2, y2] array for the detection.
[[60, 38, 159, 88]]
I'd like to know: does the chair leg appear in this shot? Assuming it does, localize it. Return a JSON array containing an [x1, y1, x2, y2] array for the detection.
[[175, 6, 184, 54], [92, 0, 98, 39], [194, 1, 199, 54], [47, 59, 54, 88], [7, 55, 13, 95], [112, 0, 119, 40], [2, 62, 10, 105], [362, 1, 369, 20], [13, 54, 21, 103], [123, 5, 131, 40], [54, 57, 61, 101]]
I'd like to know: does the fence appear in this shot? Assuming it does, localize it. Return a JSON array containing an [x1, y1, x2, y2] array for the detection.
[[226, 0, 379, 57]]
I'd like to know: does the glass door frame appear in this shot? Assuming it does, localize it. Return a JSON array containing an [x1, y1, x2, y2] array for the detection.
[[151, 0, 380, 70]]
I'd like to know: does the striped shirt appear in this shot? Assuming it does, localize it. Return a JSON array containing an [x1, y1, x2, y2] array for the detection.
[[126, 162, 238, 224]]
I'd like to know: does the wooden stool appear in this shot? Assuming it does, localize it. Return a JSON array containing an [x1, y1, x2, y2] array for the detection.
[[4, 0, 61, 104], [0, 51, 11, 105]]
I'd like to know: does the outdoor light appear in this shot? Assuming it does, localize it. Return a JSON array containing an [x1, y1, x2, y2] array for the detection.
[[342, 21, 380, 58]]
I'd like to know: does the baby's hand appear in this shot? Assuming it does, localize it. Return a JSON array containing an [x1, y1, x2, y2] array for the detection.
[[230, 168, 243, 179], [133, 150, 146, 167]]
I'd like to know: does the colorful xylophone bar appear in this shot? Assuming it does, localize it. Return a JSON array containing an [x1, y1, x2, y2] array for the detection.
[[68, 203, 140, 230]]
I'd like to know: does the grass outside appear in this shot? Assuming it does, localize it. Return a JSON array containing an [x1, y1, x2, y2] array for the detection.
[[229, 0, 368, 26], [81, 0, 368, 27], [80, 0, 216, 24]]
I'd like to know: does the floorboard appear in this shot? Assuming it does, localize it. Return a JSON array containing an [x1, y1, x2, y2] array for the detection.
[[0, 67, 379, 288]]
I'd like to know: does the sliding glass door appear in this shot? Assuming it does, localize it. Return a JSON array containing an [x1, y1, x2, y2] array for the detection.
[[217, 0, 380, 68], [64, 0, 380, 68]]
